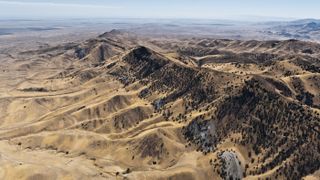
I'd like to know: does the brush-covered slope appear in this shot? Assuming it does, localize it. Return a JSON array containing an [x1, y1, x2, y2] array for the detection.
[[0, 30, 319, 180]]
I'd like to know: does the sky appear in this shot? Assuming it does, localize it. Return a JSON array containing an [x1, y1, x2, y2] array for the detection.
[[0, 0, 319, 20]]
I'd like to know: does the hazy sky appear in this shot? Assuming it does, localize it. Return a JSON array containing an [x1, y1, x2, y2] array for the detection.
[[0, 0, 319, 20]]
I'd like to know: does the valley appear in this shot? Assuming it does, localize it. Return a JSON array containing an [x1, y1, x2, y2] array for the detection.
[[0, 29, 319, 179]]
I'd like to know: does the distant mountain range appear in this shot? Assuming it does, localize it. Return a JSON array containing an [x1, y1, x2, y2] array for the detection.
[[266, 19, 320, 40], [281, 19, 320, 32], [2, 18, 320, 42]]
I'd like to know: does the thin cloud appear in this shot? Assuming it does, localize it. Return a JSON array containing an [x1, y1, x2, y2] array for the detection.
[[0, 0, 122, 9]]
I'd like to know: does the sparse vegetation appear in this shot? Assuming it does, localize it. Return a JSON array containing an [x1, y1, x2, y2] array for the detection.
[[1, 29, 319, 180]]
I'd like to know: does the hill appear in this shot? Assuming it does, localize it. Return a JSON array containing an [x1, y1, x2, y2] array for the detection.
[[0, 30, 319, 180]]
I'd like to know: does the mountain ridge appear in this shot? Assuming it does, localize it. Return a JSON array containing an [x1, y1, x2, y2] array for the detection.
[[0, 30, 319, 180]]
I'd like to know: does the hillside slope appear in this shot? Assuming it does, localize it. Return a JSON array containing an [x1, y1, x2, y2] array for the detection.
[[0, 31, 319, 180]]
